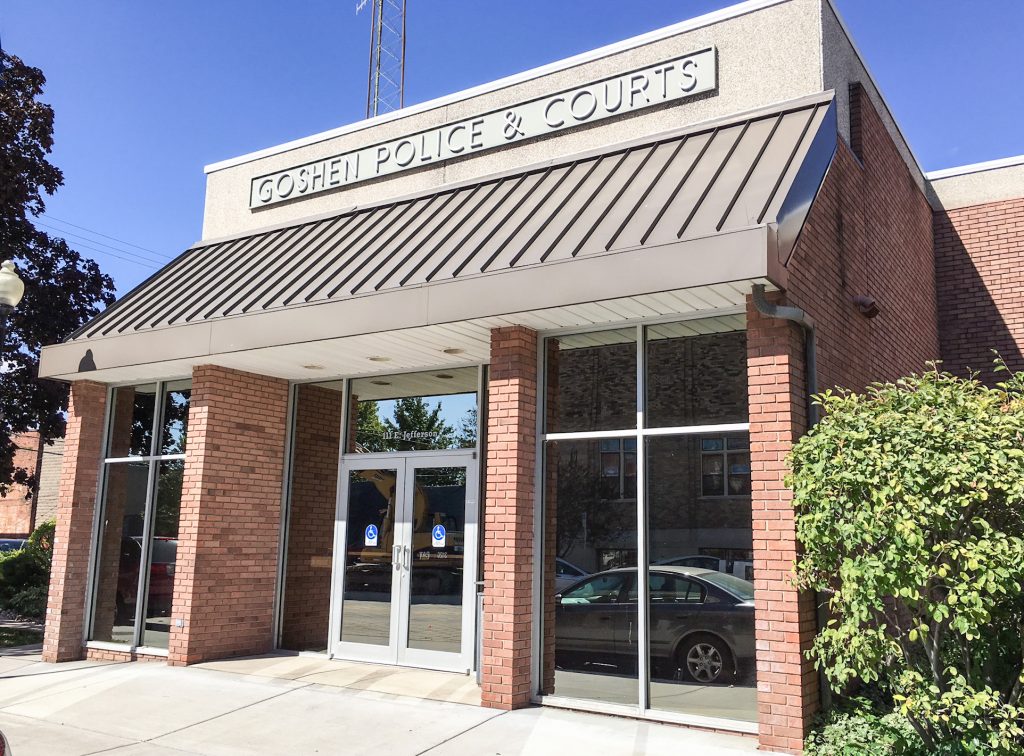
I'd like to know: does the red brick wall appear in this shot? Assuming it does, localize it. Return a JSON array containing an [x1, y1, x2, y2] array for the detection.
[[168, 365, 289, 666], [748, 84, 940, 752], [481, 326, 538, 709], [0, 432, 39, 537], [934, 197, 1024, 383], [43, 381, 108, 663], [280, 383, 342, 651]]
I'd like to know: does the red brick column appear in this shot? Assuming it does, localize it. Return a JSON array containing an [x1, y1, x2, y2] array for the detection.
[[481, 326, 538, 709], [747, 296, 819, 754], [43, 380, 108, 663], [168, 366, 289, 666]]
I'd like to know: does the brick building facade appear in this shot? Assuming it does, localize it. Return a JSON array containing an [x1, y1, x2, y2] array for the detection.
[[34, 1, 1023, 753]]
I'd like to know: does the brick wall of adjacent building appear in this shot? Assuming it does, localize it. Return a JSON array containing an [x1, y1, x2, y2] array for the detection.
[[0, 433, 38, 537], [481, 326, 538, 709], [168, 365, 289, 666], [280, 383, 342, 651], [748, 83, 940, 752], [934, 197, 1024, 383], [43, 381, 108, 663], [34, 437, 66, 526]]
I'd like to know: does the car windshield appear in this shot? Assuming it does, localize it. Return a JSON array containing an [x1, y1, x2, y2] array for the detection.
[[699, 571, 755, 601]]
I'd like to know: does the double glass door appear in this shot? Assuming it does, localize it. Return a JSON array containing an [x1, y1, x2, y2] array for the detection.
[[331, 452, 477, 672]]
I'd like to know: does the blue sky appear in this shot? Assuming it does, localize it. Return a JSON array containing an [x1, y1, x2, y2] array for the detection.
[[4, 1, 1023, 295]]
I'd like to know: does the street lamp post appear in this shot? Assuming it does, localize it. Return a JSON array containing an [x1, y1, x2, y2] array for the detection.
[[0, 260, 25, 341]]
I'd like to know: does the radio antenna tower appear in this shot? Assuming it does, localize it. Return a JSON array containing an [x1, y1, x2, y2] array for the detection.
[[358, 0, 407, 118]]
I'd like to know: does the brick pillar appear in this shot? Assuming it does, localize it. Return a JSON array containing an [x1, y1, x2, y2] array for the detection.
[[481, 326, 538, 709], [43, 380, 108, 663], [747, 295, 820, 754], [168, 366, 289, 666]]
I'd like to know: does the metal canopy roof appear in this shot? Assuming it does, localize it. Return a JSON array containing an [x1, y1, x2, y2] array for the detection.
[[71, 94, 836, 344]]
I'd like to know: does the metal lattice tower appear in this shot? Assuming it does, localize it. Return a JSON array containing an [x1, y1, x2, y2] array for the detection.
[[363, 0, 406, 118]]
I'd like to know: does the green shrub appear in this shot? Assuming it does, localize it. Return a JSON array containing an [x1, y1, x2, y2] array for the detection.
[[805, 705, 918, 755], [0, 519, 55, 619], [789, 366, 1024, 753]]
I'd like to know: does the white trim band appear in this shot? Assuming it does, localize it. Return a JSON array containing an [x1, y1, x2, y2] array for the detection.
[[926, 154, 1024, 180]]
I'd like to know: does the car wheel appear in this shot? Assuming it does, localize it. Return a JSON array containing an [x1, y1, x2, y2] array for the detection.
[[678, 634, 733, 685]]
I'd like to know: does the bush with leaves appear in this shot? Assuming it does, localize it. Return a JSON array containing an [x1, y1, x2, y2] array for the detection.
[[0, 518, 55, 618], [789, 365, 1024, 753]]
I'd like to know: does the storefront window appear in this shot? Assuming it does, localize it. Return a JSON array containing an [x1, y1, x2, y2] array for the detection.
[[542, 319, 755, 723], [279, 381, 344, 652], [90, 380, 190, 649]]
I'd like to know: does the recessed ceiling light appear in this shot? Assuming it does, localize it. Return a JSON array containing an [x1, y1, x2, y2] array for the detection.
[[435, 373, 454, 380], [371, 380, 391, 386], [368, 356, 392, 362], [442, 348, 464, 355], [302, 364, 325, 370]]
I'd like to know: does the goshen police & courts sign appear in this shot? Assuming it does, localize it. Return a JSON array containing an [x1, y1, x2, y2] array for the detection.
[[250, 46, 716, 208]]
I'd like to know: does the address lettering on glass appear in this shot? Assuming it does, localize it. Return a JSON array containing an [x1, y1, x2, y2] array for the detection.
[[250, 47, 717, 208]]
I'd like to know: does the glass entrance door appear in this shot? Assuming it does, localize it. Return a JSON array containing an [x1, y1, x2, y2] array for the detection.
[[331, 451, 477, 672]]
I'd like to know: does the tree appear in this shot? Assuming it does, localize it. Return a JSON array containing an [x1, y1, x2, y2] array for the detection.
[[354, 400, 389, 452], [382, 397, 454, 452], [0, 50, 115, 493], [455, 406, 477, 449], [789, 365, 1024, 753]]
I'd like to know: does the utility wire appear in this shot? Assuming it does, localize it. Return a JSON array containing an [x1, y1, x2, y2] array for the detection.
[[38, 231, 161, 270], [34, 220, 169, 267], [39, 213, 174, 260]]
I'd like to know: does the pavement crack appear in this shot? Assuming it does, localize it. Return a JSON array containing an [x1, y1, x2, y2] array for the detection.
[[413, 710, 508, 756]]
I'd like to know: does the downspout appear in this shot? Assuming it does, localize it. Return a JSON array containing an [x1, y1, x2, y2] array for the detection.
[[751, 284, 818, 426], [750, 283, 830, 711]]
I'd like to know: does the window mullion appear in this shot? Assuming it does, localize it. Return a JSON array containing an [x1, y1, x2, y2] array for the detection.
[[635, 323, 649, 712], [133, 381, 165, 647]]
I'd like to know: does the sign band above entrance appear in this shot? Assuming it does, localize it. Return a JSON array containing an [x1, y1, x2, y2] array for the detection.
[[250, 46, 717, 208]]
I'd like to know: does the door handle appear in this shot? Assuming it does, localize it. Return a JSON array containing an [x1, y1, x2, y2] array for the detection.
[[393, 545, 401, 571], [403, 545, 411, 571]]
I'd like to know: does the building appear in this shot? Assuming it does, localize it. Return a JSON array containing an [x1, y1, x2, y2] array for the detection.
[[0, 432, 64, 538], [36, 1, 1023, 752]]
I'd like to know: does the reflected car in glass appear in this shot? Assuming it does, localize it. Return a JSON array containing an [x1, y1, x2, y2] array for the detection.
[[0, 539, 27, 553], [554, 557, 589, 593], [555, 566, 754, 684], [655, 554, 754, 581], [116, 537, 177, 621]]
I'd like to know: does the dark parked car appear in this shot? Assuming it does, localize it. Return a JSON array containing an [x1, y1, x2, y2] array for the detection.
[[0, 539, 27, 553], [555, 566, 754, 684], [116, 536, 177, 622]]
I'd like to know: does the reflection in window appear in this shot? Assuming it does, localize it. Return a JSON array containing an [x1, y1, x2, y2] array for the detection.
[[280, 382, 343, 652], [107, 384, 157, 457], [542, 319, 756, 723], [350, 367, 478, 452], [89, 381, 190, 648]]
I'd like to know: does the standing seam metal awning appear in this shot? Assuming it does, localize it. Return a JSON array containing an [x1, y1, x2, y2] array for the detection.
[[69, 93, 837, 343]]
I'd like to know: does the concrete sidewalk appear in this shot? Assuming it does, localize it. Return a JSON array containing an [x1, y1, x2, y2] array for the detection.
[[0, 648, 771, 755]]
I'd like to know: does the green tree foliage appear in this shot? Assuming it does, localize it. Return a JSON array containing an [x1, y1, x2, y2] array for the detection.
[[355, 401, 389, 452], [0, 50, 115, 493], [382, 397, 454, 451], [0, 518, 55, 618], [789, 365, 1024, 753]]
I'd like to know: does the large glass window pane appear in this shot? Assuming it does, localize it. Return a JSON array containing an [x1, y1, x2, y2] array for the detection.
[[407, 466, 466, 654], [141, 460, 183, 648], [646, 434, 756, 722], [341, 468, 399, 646], [543, 439, 638, 706], [90, 461, 150, 643], [107, 384, 158, 457], [645, 324, 747, 428], [280, 381, 344, 652], [350, 367, 477, 452], [546, 329, 637, 434], [159, 381, 191, 455]]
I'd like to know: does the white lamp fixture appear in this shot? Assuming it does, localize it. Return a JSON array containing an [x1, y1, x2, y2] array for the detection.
[[0, 261, 25, 311]]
